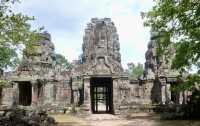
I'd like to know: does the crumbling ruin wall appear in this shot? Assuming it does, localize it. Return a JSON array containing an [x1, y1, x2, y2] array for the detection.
[[1, 18, 190, 114], [70, 60, 83, 106], [54, 81, 71, 106], [144, 30, 187, 105], [1, 32, 72, 110], [43, 81, 71, 108], [1, 84, 18, 106], [117, 79, 154, 107]]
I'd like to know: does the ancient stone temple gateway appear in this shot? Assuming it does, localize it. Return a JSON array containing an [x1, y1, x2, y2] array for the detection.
[[1, 18, 189, 114], [72, 18, 128, 114]]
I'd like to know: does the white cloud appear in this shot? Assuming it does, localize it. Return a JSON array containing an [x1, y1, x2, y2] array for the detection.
[[51, 30, 82, 61], [14, 0, 155, 68]]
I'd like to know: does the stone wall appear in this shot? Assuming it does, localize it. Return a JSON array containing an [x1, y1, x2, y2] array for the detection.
[[117, 79, 154, 106], [1, 32, 72, 111], [1, 84, 18, 106], [0, 18, 190, 115]]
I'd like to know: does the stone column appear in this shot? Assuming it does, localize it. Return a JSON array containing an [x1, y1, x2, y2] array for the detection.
[[138, 85, 143, 98], [183, 91, 188, 105], [159, 78, 167, 104], [112, 77, 120, 114], [179, 92, 184, 104], [31, 81, 38, 106], [82, 76, 91, 113], [161, 86, 166, 104], [12, 83, 18, 106], [166, 84, 171, 104]]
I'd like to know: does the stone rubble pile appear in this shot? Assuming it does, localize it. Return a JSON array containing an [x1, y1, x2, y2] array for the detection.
[[0, 108, 56, 126]]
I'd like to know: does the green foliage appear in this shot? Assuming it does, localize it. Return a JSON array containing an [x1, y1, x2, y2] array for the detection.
[[171, 74, 200, 92], [143, 0, 200, 91], [144, 0, 200, 69], [127, 63, 144, 80], [0, 0, 42, 70], [0, 79, 8, 87], [54, 53, 73, 69]]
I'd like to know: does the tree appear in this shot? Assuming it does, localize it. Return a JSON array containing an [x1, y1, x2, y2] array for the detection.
[[127, 62, 144, 80], [0, 0, 42, 85], [143, 0, 200, 91], [0, 0, 42, 70], [54, 53, 72, 70]]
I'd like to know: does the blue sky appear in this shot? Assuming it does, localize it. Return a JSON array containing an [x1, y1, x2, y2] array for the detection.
[[14, 0, 154, 68]]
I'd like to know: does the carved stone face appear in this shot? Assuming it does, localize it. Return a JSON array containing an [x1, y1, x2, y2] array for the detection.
[[81, 18, 123, 74], [98, 57, 105, 65]]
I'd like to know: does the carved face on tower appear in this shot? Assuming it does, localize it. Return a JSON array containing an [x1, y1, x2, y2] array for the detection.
[[82, 18, 123, 75], [99, 25, 107, 41], [94, 57, 110, 74]]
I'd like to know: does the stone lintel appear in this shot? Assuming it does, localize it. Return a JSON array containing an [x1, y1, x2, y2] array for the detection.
[[166, 77, 178, 83]]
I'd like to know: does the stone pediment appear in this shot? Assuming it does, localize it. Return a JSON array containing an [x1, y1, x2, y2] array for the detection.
[[90, 57, 113, 75], [92, 64, 111, 75], [9, 74, 38, 82]]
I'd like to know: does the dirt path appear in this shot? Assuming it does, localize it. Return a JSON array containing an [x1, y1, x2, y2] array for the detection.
[[50, 113, 200, 126], [50, 113, 161, 126]]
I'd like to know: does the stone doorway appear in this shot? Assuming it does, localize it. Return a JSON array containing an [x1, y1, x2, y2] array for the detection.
[[90, 77, 113, 114], [170, 82, 179, 104], [18, 82, 32, 106]]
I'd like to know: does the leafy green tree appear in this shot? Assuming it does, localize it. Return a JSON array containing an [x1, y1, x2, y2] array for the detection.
[[0, 0, 42, 70], [0, 0, 42, 85], [128, 62, 144, 80], [54, 53, 73, 69], [143, 0, 200, 90]]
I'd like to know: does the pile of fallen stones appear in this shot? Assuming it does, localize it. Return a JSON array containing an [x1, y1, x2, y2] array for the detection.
[[160, 104, 185, 120], [0, 107, 56, 126]]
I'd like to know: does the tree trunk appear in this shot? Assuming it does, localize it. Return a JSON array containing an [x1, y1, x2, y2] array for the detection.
[[0, 87, 2, 105], [0, 68, 3, 105]]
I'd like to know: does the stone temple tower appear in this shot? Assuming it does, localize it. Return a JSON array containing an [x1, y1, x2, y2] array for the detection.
[[2, 32, 71, 107], [81, 18, 123, 75], [75, 18, 129, 114]]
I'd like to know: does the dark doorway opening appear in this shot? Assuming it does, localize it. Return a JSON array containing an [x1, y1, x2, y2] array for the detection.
[[170, 82, 179, 104], [90, 77, 113, 114], [18, 82, 32, 106]]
